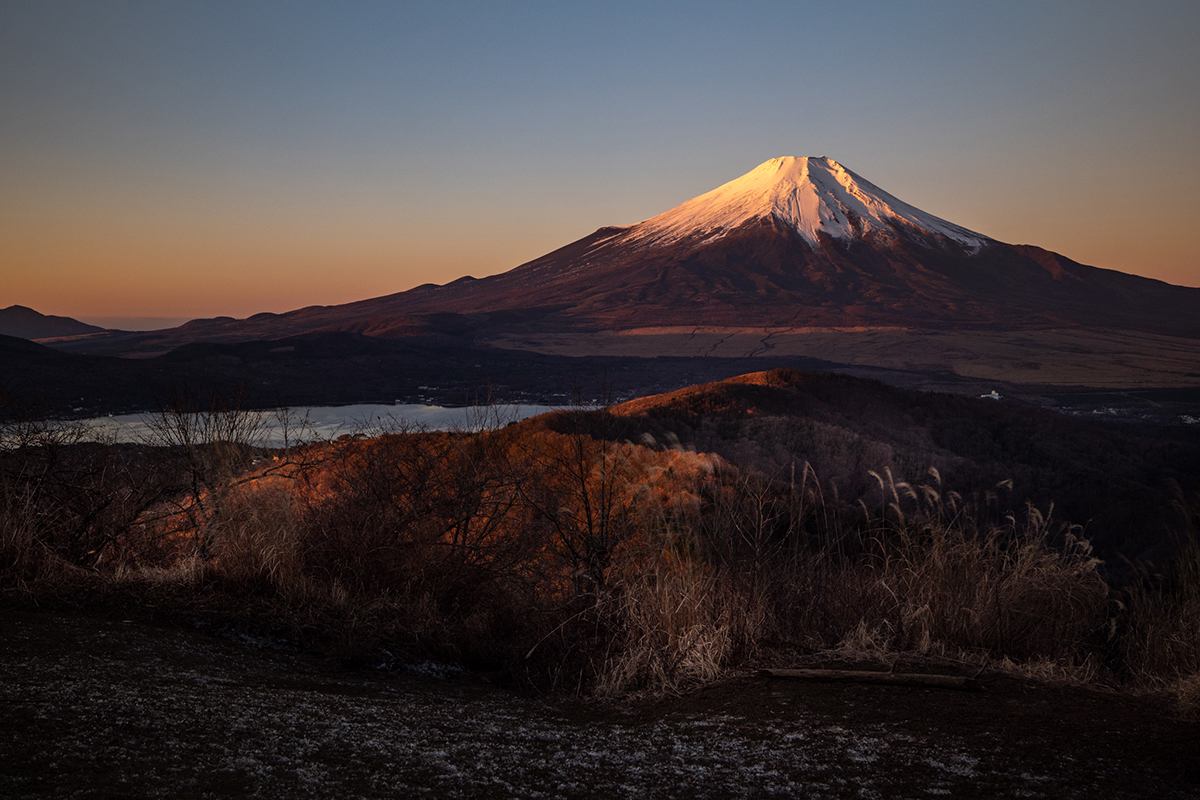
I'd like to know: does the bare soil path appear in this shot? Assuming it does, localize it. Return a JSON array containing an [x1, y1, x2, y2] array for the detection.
[[2, 608, 1196, 799]]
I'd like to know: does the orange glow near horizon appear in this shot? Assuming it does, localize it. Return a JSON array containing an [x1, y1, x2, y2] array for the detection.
[[5, 196, 1197, 324], [5, 219, 1199, 324], [1, 209, 572, 321]]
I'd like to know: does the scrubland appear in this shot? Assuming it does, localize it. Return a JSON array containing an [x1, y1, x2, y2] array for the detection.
[[2, 372, 1198, 715]]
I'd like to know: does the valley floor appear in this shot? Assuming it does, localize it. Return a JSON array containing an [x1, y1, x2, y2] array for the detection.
[[3, 607, 1196, 800], [486, 326, 1200, 390]]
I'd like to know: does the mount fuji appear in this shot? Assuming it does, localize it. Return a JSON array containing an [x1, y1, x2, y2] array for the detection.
[[365, 154, 1196, 335], [44, 156, 1200, 376]]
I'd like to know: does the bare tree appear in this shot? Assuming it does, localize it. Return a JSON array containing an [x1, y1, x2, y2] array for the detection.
[[139, 385, 316, 558], [0, 390, 172, 569], [517, 396, 639, 598]]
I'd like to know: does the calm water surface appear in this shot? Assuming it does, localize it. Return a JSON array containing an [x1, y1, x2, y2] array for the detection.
[[80, 403, 557, 446]]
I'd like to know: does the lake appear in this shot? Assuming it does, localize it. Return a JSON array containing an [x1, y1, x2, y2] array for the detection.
[[78, 403, 559, 446]]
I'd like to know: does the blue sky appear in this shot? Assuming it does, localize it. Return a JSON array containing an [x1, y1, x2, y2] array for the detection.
[[3, 0, 1198, 324]]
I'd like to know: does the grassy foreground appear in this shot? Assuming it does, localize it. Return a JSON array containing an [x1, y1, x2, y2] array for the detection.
[[2, 382, 1198, 711]]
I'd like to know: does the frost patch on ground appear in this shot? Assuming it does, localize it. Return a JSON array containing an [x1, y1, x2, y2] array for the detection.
[[1, 612, 1194, 799]]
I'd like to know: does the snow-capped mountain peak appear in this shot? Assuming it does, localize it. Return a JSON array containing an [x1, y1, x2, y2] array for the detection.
[[626, 156, 991, 251]]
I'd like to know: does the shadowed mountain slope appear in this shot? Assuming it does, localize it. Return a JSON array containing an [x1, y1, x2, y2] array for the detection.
[[0, 306, 104, 340]]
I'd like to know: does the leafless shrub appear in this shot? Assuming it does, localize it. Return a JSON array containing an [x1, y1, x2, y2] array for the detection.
[[0, 392, 169, 575], [137, 386, 315, 559]]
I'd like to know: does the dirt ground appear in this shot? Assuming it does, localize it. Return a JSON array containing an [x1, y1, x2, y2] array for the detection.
[[2, 607, 1197, 799]]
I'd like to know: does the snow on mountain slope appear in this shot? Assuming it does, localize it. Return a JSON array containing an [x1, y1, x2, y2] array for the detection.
[[625, 156, 992, 251]]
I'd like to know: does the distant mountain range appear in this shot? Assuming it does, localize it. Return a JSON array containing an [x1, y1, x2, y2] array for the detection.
[[0, 305, 104, 340]]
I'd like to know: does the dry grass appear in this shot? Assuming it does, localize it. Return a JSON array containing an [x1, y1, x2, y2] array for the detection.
[[851, 505, 1106, 662], [0, 486, 40, 582], [1, 408, 1196, 699], [1177, 673, 1200, 718], [593, 561, 747, 697], [1116, 530, 1200, 712]]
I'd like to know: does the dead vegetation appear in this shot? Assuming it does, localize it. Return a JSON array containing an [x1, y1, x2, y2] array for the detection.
[[2, 377, 1198, 708]]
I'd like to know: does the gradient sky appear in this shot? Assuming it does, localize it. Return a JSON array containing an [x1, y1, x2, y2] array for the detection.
[[3, 0, 1198, 328]]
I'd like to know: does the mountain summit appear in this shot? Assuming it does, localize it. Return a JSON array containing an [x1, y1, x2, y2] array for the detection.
[[627, 156, 991, 252]]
